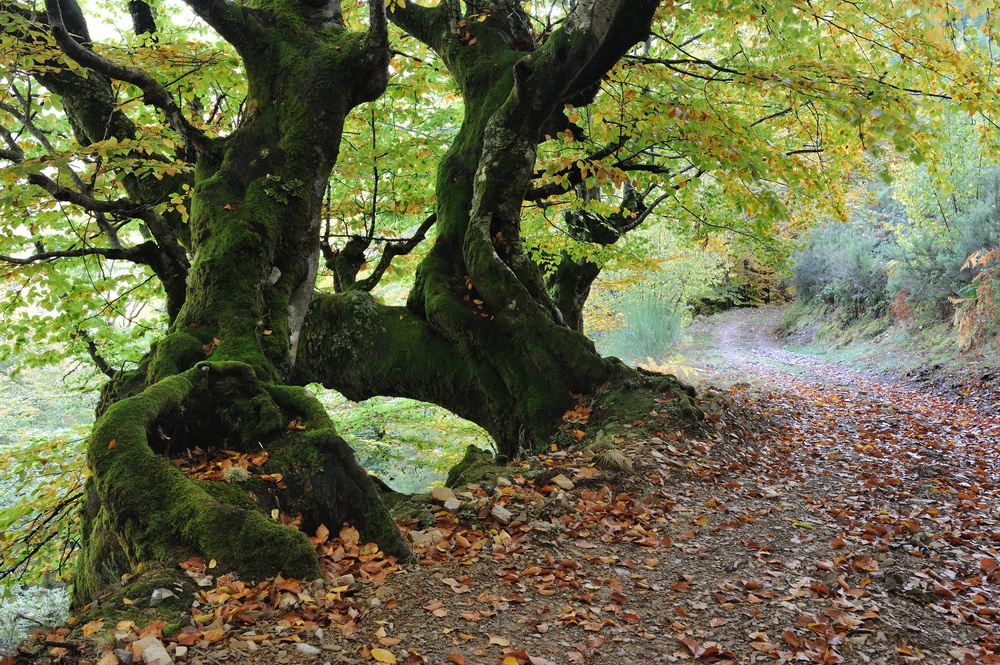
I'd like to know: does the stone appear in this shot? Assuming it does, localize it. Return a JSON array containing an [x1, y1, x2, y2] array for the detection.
[[133, 637, 173, 665], [149, 588, 176, 607], [173, 646, 188, 660], [491, 504, 513, 524], [333, 573, 355, 587], [409, 529, 444, 545], [431, 487, 457, 502], [443, 498, 461, 511], [551, 474, 574, 490], [296, 643, 322, 656]]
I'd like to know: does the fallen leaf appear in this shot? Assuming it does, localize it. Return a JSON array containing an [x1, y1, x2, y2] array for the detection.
[[372, 648, 397, 663]]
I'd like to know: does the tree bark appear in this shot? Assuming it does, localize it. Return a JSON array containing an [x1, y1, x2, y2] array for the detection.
[[295, 0, 659, 458], [35, 0, 410, 604]]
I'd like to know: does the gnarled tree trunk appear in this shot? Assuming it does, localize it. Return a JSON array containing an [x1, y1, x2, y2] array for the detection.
[[36, 0, 413, 604], [293, 0, 660, 458]]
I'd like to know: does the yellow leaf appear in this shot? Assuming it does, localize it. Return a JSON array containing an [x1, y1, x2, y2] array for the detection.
[[208, 559, 217, 569], [371, 648, 397, 663], [503, 658, 519, 665], [122, 597, 133, 605]]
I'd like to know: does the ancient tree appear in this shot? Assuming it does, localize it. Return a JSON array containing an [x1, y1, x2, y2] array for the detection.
[[3, 0, 996, 599]]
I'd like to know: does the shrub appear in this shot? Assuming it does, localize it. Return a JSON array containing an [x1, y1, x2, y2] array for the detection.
[[791, 221, 893, 319], [596, 288, 687, 365], [891, 168, 1000, 319]]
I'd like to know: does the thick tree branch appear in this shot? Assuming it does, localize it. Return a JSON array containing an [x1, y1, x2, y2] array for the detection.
[[389, 1, 450, 52], [127, 0, 156, 36], [559, 0, 661, 108], [178, 0, 251, 51], [44, 0, 216, 157], [367, 0, 388, 52], [25, 172, 151, 216], [0, 246, 148, 265]]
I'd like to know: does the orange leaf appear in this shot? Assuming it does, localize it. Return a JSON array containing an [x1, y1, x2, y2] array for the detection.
[[82, 620, 104, 637], [108, 439, 117, 450]]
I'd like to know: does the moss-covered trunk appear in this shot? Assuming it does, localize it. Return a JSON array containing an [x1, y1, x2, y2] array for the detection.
[[72, 0, 409, 605], [294, 1, 658, 458]]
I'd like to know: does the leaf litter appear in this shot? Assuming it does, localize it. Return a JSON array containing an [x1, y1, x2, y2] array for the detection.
[[20, 308, 1000, 665]]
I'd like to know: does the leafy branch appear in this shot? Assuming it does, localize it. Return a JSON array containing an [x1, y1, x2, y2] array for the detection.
[[43, 0, 216, 157]]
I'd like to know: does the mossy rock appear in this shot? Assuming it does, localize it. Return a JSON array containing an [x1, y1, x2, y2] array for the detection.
[[445, 445, 508, 489], [72, 560, 194, 629], [594, 374, 702, 435]]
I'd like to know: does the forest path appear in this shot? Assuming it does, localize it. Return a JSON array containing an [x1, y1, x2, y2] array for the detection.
[[34, 307, 1000, 665]]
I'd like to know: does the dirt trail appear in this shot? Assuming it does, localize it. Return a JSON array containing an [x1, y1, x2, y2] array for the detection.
[[26, 307, 1000, 665]]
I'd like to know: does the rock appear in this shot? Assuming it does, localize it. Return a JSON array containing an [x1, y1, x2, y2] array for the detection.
[[409, 529, 445, 545], [296, 643, 322, 656], [551, 474, 574, 490], [133, 637, 173, 665], [491, 504, 513, 524], [173, 646, 187, 660], [333, 573, 355, 587], [149, 588, 176, 607], [496, 477, 512, 487], [431, 487, 457, 502], [443, 498, 461, 511], [114, 649, 135, 665]]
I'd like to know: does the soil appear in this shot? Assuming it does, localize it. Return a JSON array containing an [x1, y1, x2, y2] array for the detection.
[[13, 306, 1000, 665]]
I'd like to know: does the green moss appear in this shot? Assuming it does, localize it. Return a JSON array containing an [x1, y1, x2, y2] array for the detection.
[[73, 561, 193, 624], [265, 384, 334, 428], [365, 502, 413, 562], [146, 333, 205, 384], [197, 479, 258, 510], [77, 366, 320, 604], [445, 445, 507, 488], [595, 376, 702, 437]]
